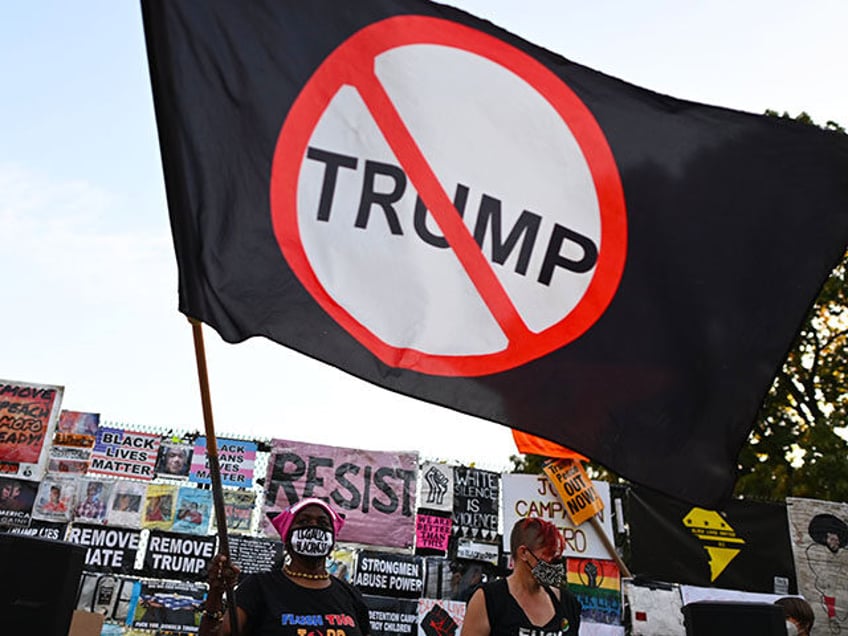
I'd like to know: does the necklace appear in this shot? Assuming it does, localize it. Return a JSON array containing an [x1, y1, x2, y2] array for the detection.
[[284, 566, 330, 580]]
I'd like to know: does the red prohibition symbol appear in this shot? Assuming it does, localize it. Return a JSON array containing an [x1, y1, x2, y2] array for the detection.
[[271, 16, 627, 377]]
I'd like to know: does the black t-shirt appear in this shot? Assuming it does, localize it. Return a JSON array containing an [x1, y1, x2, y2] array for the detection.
[[236, 569, 371, 636], [482, 578, 581, 636]]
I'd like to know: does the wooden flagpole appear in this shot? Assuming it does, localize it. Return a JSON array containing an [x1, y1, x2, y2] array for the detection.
[[189, 318, 239, 636]]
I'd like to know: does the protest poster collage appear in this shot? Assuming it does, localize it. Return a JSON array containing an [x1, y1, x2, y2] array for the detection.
[[3, 378, 848, 635]]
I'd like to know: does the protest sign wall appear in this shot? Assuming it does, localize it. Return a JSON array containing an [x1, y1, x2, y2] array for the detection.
[[67, 523, 141, 573], [0, 379, 63, 479], [189, 436, 255, 487], [89, 427, 159, 480], [263, 438, 418, 548], [502, 473, 614, 559]]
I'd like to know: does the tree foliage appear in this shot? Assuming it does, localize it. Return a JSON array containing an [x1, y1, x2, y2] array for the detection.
[[734, 113, 848, 502]]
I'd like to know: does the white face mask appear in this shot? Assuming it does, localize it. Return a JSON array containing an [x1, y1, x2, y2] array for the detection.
[[289, 527, 334, 558]]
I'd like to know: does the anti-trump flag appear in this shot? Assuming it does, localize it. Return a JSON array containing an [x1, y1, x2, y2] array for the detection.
[[142, 0, 848, 506]]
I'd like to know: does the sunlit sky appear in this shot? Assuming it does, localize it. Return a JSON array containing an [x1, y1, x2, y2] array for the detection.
[[2, 1, 845, 470]]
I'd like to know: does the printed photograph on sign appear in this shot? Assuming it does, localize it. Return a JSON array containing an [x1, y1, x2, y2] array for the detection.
[[142, 483, 177, 530], [210, 489, 256, 534], [55, 410, 99, 448], [47, 444, 91, 475], [73, 478, 112, 524], [171, 486, 212, 535], [0, 477, 37, 527], [128, 579, 204, 633], [31, 475, 75, 523], [154, 442, 193, 478], [0, 379, 64, 480], [107, 480, 147, 528]]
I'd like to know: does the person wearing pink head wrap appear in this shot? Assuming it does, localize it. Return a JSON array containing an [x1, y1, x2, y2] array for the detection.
[[200, 498, 371, 636]]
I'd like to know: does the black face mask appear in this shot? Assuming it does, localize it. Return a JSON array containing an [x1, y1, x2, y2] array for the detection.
[[528, 549, 565, 587], [289, 526, 334, 558]]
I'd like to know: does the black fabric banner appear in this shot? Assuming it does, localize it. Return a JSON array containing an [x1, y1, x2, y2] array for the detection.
[[142, 0, 848, 506], [627, 487, 797, 594], [354, 550, 424, 599], [66, 523, 141, 574], [452, 467, 499, 540], [229, 534, 284, 582]]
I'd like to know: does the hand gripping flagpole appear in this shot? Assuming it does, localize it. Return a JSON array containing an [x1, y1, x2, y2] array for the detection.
[[189, 318, 239, 636]]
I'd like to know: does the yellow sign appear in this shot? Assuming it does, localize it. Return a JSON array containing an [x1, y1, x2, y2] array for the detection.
[[542, 459, 604, 526], [683, 507, 745, 581]]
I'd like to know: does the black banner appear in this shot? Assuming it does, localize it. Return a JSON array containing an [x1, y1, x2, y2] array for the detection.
[[66, 523, 141, 573], [354, 550, 424, 599], [627, 487, 797, 594], [1, 518, 66, 541], [143, 530, 216, 579]]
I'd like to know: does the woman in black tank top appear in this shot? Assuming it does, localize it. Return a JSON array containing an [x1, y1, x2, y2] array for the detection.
[[460, 517, 581, 636]]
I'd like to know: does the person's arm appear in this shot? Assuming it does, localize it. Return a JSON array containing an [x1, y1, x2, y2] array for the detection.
[[199, 554, 247, 636], [459, 587, 491, 636]]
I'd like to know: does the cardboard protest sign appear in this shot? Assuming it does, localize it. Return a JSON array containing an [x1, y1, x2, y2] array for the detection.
[[128, 579, 204, 633], [0, 476, 38, 527], [417, 598, 465, 636], [502, 473, 614, 560], [171, 486, 212, 535], [543, 458, 604, 526], [0, 379, 63, 479], [107, 480, 147, 529], [229, 534, 284, 582], [452, 466, 499, 540], [54, 410, 99, 447], [416, 511, 452, 555], [419, 462, 453, 513], [31, 475, 75, 522], [154, 441, 193, 479], [142, 483, 177, 530], [189, 436, 256, 487], [263, 438, 418, 548], [364, 595, 419, 636], [143, 530, 216, 579], [67, 523, 141, 573], [354, 550, 424, 599], [89, 427, 159, 480]]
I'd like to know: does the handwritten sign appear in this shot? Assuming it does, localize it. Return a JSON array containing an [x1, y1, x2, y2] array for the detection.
[[189, 437, 255, 487], [415, 512, 452, 553], [263, 439, 418, 548], [452, 467, 499, 540], [543, 458, 604, 526], [501, 473, 613, 560], [89, 427, 159, 480], [0, 379, 63, 479]]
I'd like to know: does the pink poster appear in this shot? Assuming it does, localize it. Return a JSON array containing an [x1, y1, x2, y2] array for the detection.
[[416, 513, 452, 552], [263, 439, 418, 548]]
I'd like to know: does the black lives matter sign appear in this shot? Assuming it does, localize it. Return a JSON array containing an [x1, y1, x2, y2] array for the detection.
[[270, 16, 626, 377]]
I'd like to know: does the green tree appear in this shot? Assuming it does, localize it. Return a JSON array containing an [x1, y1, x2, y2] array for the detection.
[[734, 112, 848, 502]]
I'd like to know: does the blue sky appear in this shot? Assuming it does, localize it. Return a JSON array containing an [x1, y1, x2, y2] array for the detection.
[[2, 1, 845, 469]]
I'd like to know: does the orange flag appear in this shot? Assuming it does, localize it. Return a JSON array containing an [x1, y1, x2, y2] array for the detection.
[[511, 430, 587, 461]]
